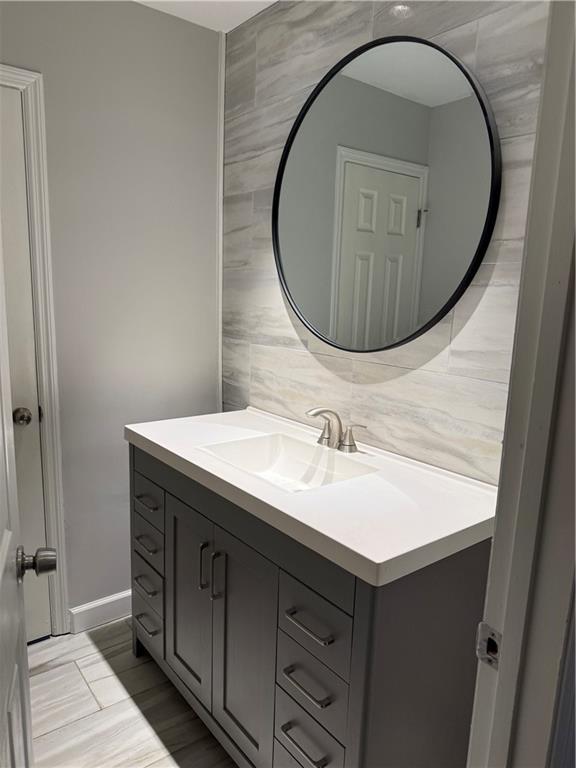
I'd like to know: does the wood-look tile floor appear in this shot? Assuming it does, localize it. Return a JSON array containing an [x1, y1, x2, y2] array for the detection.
[[28, 618, 236, 768]]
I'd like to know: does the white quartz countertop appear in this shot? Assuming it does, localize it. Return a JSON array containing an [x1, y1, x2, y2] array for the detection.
[[125, 407, 496, 587]]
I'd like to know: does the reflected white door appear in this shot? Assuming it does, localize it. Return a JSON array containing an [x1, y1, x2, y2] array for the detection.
[[0, 188, 33, 768], [1, 84, 51, 642], [334, 160, 422, 349]]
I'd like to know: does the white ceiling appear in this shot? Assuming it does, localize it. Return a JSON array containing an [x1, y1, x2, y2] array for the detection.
[[137, 0, 275, 33], [343, 42, 472, 108]]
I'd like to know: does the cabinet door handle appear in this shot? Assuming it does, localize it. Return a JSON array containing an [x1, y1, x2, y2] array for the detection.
[[135, 534, 159, 555], [280, 721, 329, 768], [282, 665, 332, 709], [198, 541, 209, 590], [135, 494, 159, 512], [134, 613, 160, 637], [285, 608, 334, 647], [210, 551, 225, 600], [134, 574, 158, 598]]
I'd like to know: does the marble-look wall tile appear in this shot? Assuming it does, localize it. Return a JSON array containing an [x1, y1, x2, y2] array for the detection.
[[307, 312, 453, 374], [350, 361, 508, 482], [223, 189, 275, 271], [476, 2, 549, 139], [222, 0, 546, 484], [225, 89, 311, 166], [483, 238, 524, 265], [449, 286, 519, 383], [255, 1, 373, 105], [493, 134, 536, 241], [250, 344, 353, 427], [430, 19, 478, 69], [473, 239, 524, 287], [223, 267, 306, 348], [222, 337, 251, 407], [223, 192, 253, 269], [225, 20, 257, 120], [373, 1, 512, 40], [252, 187, 275, 266], [222, 400, 243, 413], [224, 146, 282, 196]]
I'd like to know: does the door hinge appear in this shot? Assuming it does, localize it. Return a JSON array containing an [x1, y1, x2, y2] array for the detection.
[[476, 621, 501, 669], [38, 405, 43, 423], [416, 208, 428, 228]]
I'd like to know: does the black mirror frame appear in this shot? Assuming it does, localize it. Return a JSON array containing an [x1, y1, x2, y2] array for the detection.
[[272, 35, 502, 353]]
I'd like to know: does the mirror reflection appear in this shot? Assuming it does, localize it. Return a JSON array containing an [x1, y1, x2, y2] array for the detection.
[[275, 40, 498, 351]]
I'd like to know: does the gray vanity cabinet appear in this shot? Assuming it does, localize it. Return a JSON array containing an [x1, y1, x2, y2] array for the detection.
[[165, 494, 214, 710], [212, 527, 278, 768], [129, 445, 491, 768], [164, 495, 277, 767]]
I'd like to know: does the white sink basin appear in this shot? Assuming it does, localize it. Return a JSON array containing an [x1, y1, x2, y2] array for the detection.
[[201, 433, 378, 492]]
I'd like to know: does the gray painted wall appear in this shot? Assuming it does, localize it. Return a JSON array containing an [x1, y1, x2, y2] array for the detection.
[[222, 0, 549, 484], [0, 1, 221, 609], [420, 95, 491, 322], [279, 75, 429, 331]]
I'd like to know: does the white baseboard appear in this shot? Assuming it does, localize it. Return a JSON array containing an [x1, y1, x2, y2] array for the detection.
[[69, 589, 132, 634]]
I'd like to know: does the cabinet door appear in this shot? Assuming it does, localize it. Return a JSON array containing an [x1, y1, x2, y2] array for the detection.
[[165, 494, 213, 710], [212, 526, 278, 768]]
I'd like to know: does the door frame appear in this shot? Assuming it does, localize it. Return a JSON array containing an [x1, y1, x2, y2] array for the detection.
[[466, 2, 574, 765], [1, 64, 69, 635], [0, 211, 34, 768], [329, 145, 429, 339]]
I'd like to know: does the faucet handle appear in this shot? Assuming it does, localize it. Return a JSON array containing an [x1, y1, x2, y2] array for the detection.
[[339, 424, 367, 453]]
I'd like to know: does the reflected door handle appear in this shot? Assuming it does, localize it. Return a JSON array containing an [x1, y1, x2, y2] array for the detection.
[[16, 546, 57, 582], [13, 407, 33, 426]]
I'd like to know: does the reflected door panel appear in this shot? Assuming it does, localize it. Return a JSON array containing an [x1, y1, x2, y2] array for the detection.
[[335, 161, 421, 348]]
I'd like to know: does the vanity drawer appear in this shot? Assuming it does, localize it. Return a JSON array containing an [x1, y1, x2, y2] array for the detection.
[[133, 512, 164, 575], [277, 630, 348, 739], [132, 591, 164, 660], [275, 687, 345, 768], [278, 573, 352, 681], [132, 551, 164, 617], [274, 739, 304, 768], [133, 472, 165, 532]]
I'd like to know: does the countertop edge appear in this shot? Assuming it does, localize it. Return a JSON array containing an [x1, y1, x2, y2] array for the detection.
[[125, 427, 494, 588]]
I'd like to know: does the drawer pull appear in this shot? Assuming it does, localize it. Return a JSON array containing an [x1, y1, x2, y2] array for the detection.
[[198, 541, 210, 590], [135, 494, 159, 512], [285, 608, 334, 647], [210, 551, 225, 601], [282, 665, 332, 710], [280, 721, 329, 768], [134, 574, 158, 598], [134, 612, 160, 638], [135, 534, 159, 555]]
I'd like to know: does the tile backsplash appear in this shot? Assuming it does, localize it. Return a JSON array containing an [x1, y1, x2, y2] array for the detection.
[[222, 0, 549, 484]]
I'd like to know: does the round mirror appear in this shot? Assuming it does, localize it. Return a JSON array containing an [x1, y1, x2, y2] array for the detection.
[[273, 37, 501, 352]]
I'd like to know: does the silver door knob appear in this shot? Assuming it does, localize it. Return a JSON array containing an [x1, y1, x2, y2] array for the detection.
[[13, 407, 33, 426], [16, 546, 57, 582]]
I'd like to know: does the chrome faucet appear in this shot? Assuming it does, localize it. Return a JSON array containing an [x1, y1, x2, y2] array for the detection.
[[306, 408, 367, 452], [306, 408, 343, 450]]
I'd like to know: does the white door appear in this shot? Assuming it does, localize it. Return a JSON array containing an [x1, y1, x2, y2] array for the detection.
[[334, 161, 422, 349], [1, 84, 51, 642], [0, 211, 33, 768]]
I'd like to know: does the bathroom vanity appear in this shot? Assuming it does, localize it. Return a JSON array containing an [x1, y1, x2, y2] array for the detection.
[[125, 408, 495, 768]]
